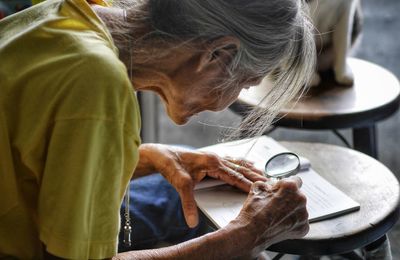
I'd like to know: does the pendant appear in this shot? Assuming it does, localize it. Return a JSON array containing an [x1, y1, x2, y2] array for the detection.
[[123, 224, 132, 247]]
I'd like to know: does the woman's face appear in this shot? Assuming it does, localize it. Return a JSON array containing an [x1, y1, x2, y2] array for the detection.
[[159, 63, 262, 125], [131, 37, 263, 125]]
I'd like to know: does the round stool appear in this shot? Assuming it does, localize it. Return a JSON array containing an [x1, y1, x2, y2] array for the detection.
[[268, 141, 400, 258], [230, 58, 400, 158]]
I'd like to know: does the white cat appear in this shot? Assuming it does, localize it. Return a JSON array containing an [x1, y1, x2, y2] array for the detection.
[[307, 0, 363, 86]]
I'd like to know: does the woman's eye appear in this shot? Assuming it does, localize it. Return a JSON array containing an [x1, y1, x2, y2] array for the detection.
[[211, 50, 221, 60]]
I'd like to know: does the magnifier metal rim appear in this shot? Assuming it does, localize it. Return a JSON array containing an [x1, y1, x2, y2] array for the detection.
[[264, 152, 301, 179]]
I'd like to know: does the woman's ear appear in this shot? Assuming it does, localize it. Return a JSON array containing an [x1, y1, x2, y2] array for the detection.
[[197, 36, 240, 72]]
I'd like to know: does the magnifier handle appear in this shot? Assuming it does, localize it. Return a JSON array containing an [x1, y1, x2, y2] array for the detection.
[[265, 178, 279, 186]]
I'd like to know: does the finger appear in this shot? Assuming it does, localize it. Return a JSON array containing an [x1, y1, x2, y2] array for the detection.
[[282, 206, 310, 236], [286, 176, 303, 188], [223, 160, 267, 182], [224, 157, 255, 166], [293, 209, 310, 237], [250, 181, 270, 196], [271, 177, 302, 194], [178, 183, 199, 228], [225, 158, 265, 177], [265, 178, 279, 187], [218, 166, 253, 192]]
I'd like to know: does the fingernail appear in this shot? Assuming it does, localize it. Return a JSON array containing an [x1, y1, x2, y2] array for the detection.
[[188, 215, 198, 228]]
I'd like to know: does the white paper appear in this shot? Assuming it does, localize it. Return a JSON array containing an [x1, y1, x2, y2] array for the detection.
[[194, 136, 360, 228]]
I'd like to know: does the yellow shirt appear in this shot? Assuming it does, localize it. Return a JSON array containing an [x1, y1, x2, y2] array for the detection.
[[0, 0, 141, 259]]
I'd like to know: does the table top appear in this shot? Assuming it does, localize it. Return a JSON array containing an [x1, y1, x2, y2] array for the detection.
[[268, 141, 400, 255], [231, 58, 400, 129]]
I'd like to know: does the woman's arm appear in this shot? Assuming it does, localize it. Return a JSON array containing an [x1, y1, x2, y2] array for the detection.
[[131, 143, 267, 227], [131, 144, 159, 178], [133, 143, 266, 185], [114, 178, 309, 259], [113, 226, 244, 260], [44, 178, 308, 260]]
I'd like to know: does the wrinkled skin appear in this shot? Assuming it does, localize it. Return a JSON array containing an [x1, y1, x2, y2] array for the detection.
[[132, 144, 309, 259], [114, 176, 309, 260], [235, 178, 309, 258], [135, 144, 268, 227]]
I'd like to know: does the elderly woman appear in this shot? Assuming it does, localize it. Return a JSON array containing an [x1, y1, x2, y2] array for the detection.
[[0, 0, 315, 259]]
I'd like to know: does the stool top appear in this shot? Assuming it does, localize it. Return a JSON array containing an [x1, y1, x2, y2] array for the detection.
[[233, 58, 400, 129], [269, 141, 400, 255]]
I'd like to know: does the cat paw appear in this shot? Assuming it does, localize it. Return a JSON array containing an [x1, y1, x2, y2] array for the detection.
[[310, 72, 321, 87], [335, 70, 354, 86]]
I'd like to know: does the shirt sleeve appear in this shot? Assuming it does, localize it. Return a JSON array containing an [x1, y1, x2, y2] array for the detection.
[[37, 52, 141, 259]]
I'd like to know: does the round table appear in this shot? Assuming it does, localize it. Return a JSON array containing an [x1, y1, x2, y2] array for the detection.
[[268, 141, 400, 256], [230, 58, 400, 158]]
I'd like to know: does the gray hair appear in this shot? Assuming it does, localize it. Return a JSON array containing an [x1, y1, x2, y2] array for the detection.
[[113, 0, 316, 138]]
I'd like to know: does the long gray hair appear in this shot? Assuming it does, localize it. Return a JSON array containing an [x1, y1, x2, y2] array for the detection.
[[112, 0, 315, 138]]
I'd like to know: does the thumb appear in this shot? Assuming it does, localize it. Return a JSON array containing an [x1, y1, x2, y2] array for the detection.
[[178, 185, 199, 228]]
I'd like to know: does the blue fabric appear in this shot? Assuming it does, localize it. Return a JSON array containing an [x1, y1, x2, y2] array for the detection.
[[118, 173, 209, 251]]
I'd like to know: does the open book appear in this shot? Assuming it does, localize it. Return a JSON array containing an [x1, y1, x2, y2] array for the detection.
[[194, 136, 360, 229]]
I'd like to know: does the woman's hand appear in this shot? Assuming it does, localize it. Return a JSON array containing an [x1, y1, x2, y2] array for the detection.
[[136, 144, 267, 228], [114, 176, 308, 260], [228, 176, 309, 258]]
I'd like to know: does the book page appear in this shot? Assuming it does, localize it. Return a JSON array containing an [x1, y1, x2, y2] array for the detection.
[[194, 136, 360, 228], [298, 169, 360, 222], [195, 169, 360, 228]]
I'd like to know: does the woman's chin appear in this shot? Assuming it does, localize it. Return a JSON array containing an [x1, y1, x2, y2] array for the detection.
[[170, 114, 191, 125]]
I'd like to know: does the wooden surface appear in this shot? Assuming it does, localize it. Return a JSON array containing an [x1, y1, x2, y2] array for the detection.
[[267, 141, 400, 255], [231, 58, 400, 129]]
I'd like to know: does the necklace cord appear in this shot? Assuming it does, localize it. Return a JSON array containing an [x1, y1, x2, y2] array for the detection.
[[122, 8, 132, 248]]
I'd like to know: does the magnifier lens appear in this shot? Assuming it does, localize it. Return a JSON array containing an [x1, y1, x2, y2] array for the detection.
[[265, 153, 300, 178]]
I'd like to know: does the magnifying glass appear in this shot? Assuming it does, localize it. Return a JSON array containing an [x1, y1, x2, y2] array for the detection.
[[264, 152, 300, 184]]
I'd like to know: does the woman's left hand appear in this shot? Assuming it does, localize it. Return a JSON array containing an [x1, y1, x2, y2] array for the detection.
[[137, 144, 267, 228]]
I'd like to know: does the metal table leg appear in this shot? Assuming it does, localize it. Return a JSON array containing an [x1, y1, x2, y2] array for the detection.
[[352, 125, 377, 159]]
